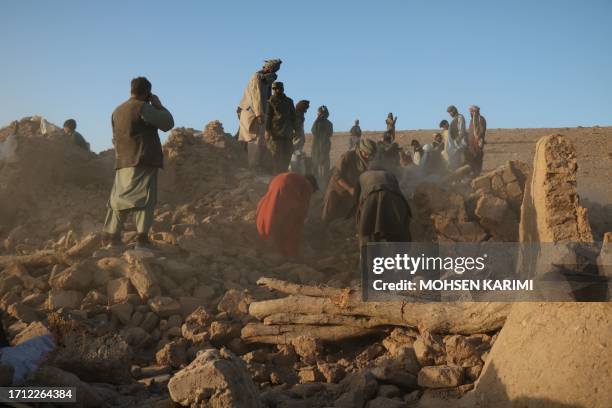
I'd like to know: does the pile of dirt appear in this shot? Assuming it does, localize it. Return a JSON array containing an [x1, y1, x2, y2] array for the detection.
[[0, 117, 112, 253]]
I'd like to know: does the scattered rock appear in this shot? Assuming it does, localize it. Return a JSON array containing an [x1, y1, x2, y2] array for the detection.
[[148, 296, 181, 317], [290, 335, 323, 365], [156, 338, 188, 369], [107, 277, 132, 304], [417, 365, 463, 389], [110, 302, 134, 325], [168, 348, 260, 407], [317, 362, 346, 383], [47, 289, 83, 310]]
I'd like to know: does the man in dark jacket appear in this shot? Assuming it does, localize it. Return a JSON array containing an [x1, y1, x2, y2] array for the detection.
[[265, 81, 296, 175], [355, 166, 411, 248], [102, 77, 174, 248]]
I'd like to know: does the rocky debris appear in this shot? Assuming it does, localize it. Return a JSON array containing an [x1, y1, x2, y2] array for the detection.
[[0, 122, 607, 407], [13, 321, 52, 344], [370, 360, 417, 389], [417, 365, 463, 388], [47, 289, 83, 310], [317, 362, 346, 383], [210, 320, 242, 344], [367, 396, 407, 408], [411, 183, 487, 242], [33, 366, 106, 407], [335, 371, 379, 408], [110, 302, 134, 325], [181, 306, 212, 343], [107, 277, 132, 304], [201, 120, 236, 148], [443, 335, 485, 367], [409, 160, 529, 243], [218, 288, 253, 320], [123, 251, 162, 300], [291, 335, 324, 365], [474, 195, 518, 241], [413, 332, 446, 366], [49, 262, 94, 291], [148, 296, 181, 317], [156, 338, 188, 368], [168, 348, 260, 407], [49, 315, 133, 385], [471, 160, 528, 214]]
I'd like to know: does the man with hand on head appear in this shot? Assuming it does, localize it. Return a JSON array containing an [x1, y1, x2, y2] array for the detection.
[[102, 76, 174, 249]]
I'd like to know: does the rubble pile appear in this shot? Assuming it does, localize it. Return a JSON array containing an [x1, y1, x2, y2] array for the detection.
[[0, 117, 112, 254], [410, 160, 528, 242], [0, 120, 609, 408]]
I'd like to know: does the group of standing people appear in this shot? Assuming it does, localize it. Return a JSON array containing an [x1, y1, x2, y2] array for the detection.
[[98, 60, 485, 264], [237, 59, 335, 181], [439, 105, 487, 176]]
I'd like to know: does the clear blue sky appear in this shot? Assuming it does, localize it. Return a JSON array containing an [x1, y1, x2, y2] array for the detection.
[[1, 0, 611, 152]]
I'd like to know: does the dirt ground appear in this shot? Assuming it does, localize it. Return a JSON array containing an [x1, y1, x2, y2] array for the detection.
[[311, 126, 611, 205]]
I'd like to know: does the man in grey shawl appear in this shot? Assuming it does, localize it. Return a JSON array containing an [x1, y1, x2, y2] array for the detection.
[[238, 59, 282, 168], [102, 77, 174, 248]]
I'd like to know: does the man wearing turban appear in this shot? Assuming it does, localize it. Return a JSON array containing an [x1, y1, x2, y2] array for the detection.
[[237, 59, 282, 168], [467, 105, 487, 176]]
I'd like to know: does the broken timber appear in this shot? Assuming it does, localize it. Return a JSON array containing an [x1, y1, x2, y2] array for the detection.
[[242, 278, 511, 344]]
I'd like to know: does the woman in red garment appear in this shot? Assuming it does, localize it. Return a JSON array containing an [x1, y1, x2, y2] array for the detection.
[[256, 173, 318, 257]]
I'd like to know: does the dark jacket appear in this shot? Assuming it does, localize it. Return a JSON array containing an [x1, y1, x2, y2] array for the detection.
[[356, 169, 412, 244], [266, 94, 296, 141], [112, 99, 163, 169]]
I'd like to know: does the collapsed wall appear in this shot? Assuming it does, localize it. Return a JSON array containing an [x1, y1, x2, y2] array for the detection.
[[519, 134, 593, 243]]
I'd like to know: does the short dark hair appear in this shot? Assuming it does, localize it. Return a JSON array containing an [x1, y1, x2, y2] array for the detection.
[[131, 77, 152, 97], [63, 119, 77, 130], [305, 174, 319, 192], [410, 139, 420, 147], [439, 120, 449, 128]]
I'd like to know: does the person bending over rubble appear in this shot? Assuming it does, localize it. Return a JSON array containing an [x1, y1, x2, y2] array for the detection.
[[63, 119, 90, 151], [321, 138, 377, 224], [256, 172, 319, 257], [354, 165, 412, 248], [102, 77, 174, 248], [440, 119, 464, 171]]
